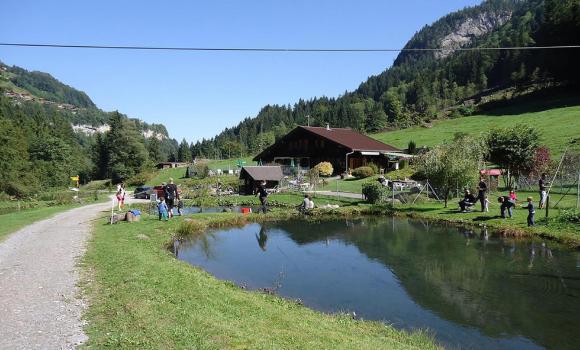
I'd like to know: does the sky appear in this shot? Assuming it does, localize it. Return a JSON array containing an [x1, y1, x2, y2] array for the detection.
[[0, 0, 481, 143]]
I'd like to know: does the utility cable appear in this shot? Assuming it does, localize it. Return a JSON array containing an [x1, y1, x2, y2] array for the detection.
[[0, 42, 579, 52]]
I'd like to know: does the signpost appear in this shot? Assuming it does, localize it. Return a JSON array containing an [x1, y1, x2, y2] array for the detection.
[[70, 175, 79, 188]]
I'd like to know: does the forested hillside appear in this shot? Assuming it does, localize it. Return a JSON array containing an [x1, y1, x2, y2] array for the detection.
[[0, 64, 181, 196], [0, 93, 181, 196], [192, 0, 580, 158], [0, 61, 170, 134]]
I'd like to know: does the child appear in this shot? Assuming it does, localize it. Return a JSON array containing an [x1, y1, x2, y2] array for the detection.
[[177, 199, 184, 216], [116, 182, 126, 211], [158, 197, 169, 221], [522, 196, 535, 227], [484, 194, 490, 213], [509, 190, 517, 202]]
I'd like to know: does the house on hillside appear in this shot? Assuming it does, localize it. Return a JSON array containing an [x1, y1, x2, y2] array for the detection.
[[239, 166, 283, 195], [156, 162, 188, 170], [253, 125, 406, 175]]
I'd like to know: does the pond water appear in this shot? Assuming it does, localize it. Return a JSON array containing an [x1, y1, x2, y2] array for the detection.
[[175, 217, 580, 350], [179, 206, 262, 215]]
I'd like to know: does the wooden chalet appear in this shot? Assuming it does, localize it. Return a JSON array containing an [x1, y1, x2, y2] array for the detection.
[[239, 166, 284, 195], [253, 126, 403, 175], [156, 162, 188, 170]]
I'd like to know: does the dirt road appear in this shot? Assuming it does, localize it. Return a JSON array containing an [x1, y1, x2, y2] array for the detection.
[[0, 199, 138, 349]]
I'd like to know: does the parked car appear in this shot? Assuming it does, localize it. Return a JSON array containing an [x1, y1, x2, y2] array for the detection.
[[134, 186, 153, 199], [152, 185, 165, 199]]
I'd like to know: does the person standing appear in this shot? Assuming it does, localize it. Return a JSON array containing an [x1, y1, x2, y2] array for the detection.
[[157, 197, 169, 221], [509, 190, 517, 202], [477, 177, 488, 212], [116, 182, 126, 211], [522, 196, 535, 227], [256, 181, 268, 213], [164, 178, 179, 218], [538, 173, 549, 209]]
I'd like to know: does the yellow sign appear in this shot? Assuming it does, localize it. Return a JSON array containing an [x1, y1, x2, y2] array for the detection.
[[70, 176, 79, 181]]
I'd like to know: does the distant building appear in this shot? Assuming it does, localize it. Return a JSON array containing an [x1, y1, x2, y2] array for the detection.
[[156, 162, 188, 169], [480, 169, 502, 190], [253, 126, 404, 175], [238, 166, 283, 195]]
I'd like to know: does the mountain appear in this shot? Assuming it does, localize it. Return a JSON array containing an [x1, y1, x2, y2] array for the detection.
[[0, 62, 169, 139], [193, 0, 580, 159], [0, 63, 180, 195]]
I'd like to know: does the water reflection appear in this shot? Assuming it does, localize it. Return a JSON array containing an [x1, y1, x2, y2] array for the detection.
[[256, 226, 268, 251], [176, 218, 580, 350]]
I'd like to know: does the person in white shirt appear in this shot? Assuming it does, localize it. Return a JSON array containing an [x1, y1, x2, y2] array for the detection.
[[308, 196, 315, 209]]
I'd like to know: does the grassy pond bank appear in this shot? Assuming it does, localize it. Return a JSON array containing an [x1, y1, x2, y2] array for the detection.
[[83, 195, 579, 349]]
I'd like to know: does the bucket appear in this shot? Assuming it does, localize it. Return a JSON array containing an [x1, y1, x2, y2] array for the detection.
[[241, 207, 252, 214]]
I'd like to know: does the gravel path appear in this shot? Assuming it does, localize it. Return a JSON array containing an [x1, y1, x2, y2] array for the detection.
[[0, 200, 118, 349]]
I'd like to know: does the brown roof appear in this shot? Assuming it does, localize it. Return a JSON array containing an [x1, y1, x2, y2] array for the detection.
[[240, 166, 283, 181], [300, 126, 401, 152]]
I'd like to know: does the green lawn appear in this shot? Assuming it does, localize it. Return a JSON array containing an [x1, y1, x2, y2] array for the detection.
[[372, 104, 580, 157], [393, 196, 579, 247], [146, 157, 255, 187], [147, 166, 189, 186], [205, 156, 255, 171], [83, 211, 440, 349], [322, 176, 378, 194], [0, 204, 77, 241]]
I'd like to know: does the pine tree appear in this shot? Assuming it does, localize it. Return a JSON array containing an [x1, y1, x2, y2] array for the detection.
[[177, 138, 192, 162], [105, 112, 148, 183]]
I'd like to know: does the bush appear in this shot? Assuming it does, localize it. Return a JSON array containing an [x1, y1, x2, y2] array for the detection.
[[188, 163, 210, 179], [557, 209, 579, 224], [314, 162, 334, 177], [2, 182, 34, 198], [352, 166, 374, 179], [126, 171, 155, 186], [367, 162, 379, 175], [362, 181, 389, 204], [385, 167, 416, 180]]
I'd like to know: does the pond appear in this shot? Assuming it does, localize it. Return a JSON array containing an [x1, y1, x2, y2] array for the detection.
[[174, 217, 580, 350], [178, 206, 262, 215]]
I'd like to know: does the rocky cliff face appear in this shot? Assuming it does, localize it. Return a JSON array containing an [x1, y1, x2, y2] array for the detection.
[[435, 11, 512, 59], [72, 124, 166, 140]]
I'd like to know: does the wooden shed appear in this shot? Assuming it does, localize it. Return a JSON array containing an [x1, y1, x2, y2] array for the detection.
[[239, 166, 283, 195]]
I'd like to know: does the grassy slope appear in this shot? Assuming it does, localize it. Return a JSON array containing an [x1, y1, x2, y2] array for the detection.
[[147, 167, 189, 186], [83, 212, 440, 350], [146, 157, 255, 187], [0, 204, 77, 241], [372, 104, 580, 157], [205, 156, 255, 171]]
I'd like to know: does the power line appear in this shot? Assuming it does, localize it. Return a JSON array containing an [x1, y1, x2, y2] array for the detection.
[[0, 42, 579, 52]]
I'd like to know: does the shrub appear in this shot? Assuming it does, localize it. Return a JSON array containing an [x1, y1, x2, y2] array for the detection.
[[314, 162, 334, 177], [557, 209, 579, 224], [385, 167, 416, 181], [362, 181, 389, 204], [352, 166, 374, 179], [408, 140, 417, 155], [126, 171, 155, 186], [2, 182, 34, 198], [367, 162, 379, 175], [188, 163, 210, 179]]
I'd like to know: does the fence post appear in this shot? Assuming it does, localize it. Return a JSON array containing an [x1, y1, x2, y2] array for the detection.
[[577, 173, 580, 209], [110, 197, 115, 224]]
